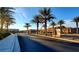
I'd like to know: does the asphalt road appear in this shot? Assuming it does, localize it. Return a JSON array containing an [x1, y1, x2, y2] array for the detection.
[[18, 35, 57, 52], [18, 33, 79, 52]]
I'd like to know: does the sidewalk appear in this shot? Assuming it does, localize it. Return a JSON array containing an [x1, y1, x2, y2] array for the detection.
[[0, 34, 20, 52], [62, 34, 79, 36], [31, 34, 79, 44]]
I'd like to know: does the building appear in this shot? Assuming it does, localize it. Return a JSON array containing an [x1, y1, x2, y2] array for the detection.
[[9, 29, 19, 33], [40, 26, 79, 34], [30, 25, 79, 35]]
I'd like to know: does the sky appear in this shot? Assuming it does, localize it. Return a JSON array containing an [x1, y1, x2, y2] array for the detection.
[[9, 7, 79, 30]]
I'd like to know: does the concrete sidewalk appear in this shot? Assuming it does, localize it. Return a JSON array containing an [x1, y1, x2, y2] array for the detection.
[[0, 34, 20, 52]]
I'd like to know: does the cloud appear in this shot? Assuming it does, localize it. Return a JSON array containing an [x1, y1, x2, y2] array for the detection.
[[22, 13, 28, 20]]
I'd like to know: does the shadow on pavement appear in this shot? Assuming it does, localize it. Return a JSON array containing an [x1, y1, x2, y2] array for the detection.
[[18, 36, 57, 52]]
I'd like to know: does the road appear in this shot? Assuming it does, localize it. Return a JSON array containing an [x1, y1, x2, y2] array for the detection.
[[18, 35, 56, 52], [18, 33, 79, 52]]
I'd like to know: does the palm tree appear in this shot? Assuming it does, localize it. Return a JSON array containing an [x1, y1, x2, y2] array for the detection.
[[24, 23, 31, 34], [0, 7, 14, 31], [50, 21, 56, 35], [50, 21, 56, 29], [58, 20, 65, 34], [39, 8, 55, 35], [5, 17, 15, 31], [73, 16, 79, 34], [32, 15, 42, 34]]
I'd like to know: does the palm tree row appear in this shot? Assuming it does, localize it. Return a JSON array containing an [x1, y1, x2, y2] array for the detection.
[[24, 8, 79, 35], [31, 8, 55, 35], [58, 20, 65, 33], [32, 15, 43, 34], [32, 8, 79, 35], [32, 8, 65, 35], [0, 7, 15, 32]]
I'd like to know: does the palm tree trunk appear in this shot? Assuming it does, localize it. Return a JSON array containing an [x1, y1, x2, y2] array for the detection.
[[52, 25, 54, 33], [45, 19, 47, 36], [37, 23, 39, 34], [5, 22, 9, 32], [52, 25, 54, 29], [27, 27, 29, 34], [60, 24, 62, 34], [0, 19, 5, 31], [0, 22, 4, 31], [76, 22, 78, 34], [6, 24, 9, 32]]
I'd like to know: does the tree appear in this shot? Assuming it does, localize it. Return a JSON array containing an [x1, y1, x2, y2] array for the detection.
[[39, 8, 55, 35], [4, 17, 15, 31], [32, 15, 42, 34], [41, 24, 45, 34], [24, 23, 31, 34], [0, 7, 14, 31], [50, 21, 56, 35], [73, 16, 79, 34], [58, 20, 65, 34], [50, 21, 56, 29]]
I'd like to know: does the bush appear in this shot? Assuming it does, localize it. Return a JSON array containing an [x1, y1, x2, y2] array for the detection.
[[0, 32, 11, 40]]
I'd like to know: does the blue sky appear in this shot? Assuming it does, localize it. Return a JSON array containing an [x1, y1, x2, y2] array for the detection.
[[9, 7, 79, 30]]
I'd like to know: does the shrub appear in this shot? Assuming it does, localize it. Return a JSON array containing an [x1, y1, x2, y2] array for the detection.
[[0, 32, 11, 40]]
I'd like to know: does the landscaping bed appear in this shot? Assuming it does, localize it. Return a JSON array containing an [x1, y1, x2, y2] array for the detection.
[[29, 34, 79, 46], [0, 32, 11, 40]]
